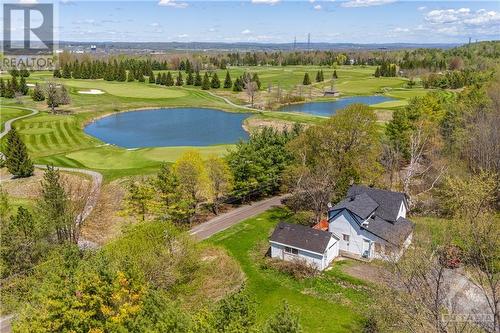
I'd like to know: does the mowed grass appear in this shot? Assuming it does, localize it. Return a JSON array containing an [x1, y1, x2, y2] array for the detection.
[[207, 208, 370, 333], [0, 107, 31, 132]]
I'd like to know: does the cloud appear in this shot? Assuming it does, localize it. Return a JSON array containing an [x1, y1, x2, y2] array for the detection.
[[418, 6, 426, 11], [393, 27, 409, 32], [18, 0, 38, 3], [158, 0, 188, 9], [314, 4, 322, 10], [341, 0, 396, 8], [251, 0, 280, 4], [150, 22, 161, 27], [241, 29, 251, 34], [425, 8, 500, 26], [177, 33, 189, 38]]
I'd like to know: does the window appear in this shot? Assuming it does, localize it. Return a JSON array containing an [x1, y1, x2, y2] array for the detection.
[[284, 246, 298, 255], [343, 234, 350, 242]]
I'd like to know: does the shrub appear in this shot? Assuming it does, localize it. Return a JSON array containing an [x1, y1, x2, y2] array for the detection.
[[262, 258, 318, 280]]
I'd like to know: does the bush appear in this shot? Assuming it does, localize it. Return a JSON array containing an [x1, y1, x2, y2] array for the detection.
[[438, 245, 462, 269], [262, 258, 318, 280], [288, 211, 316, 227]]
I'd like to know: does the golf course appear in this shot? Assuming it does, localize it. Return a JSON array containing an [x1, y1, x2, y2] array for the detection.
[[1, 65, 429, 181]]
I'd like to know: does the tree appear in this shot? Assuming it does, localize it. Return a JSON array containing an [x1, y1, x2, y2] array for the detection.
[[233, 77, 243, 92], [0, 78, 5, 97], [58, 85, 71, 105], [46, 81, 60, 113], [227, 127, 299, 201], [38, 166, 79, 244], [161, 72, 167, 85], [149, 72, 155, 83], [174, 151, 210, 224], [122, 179, 155, 222], [252, 73, 261, 90], [127, 71, 135, 82], [3, 80, 15, 99], [302, 73, 311, 85], [211, 72, 220, 89], [315, 70, 322, 83], [243, 74, 258, 106], [333, 70, 338, 79], [3, 128, 34, 178], [213, 291, 256, 333], [265, 301, 302, 333], [18, 76, 29, 95], [31, 83, 45, 101], [374, 67, 381, 78], [176, 71, 184, 86], [53, 69, 61, 78], [205, 155, 233, 215], [224, 71, 232, 88], [186, 70, 194, 85], [285, 104, 381, 222], [166, 71, 174, 86], [202, 72, 211, 90], [194, 71, 202, 86], [62, 63, 71, 78]]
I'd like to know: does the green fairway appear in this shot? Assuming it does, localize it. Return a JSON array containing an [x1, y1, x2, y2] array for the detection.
[[0, 107, 31, 132], [207, 208, 370, 333]]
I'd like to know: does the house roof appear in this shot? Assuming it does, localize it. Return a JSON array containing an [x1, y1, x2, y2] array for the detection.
[[270, 222, 336, 254], [347, 185, 407, 222], [313, 219, 329, 231], [329, 185, 414, 245], [363, 215, 414, 245], [330, 192, 379, 220]]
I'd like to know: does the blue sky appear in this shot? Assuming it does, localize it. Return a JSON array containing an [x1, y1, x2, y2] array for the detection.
[[50, 0, 500, 43]]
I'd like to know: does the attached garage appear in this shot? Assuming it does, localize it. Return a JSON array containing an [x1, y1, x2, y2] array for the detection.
[[269, 222, 339, 271]]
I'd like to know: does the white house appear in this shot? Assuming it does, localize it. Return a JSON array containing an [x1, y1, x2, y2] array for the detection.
[[327, 185, 414, 261], [269, 222, 339, 271]]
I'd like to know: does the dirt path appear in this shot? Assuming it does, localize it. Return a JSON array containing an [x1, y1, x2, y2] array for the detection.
[[190, 194, 288, 241], [204, 90, 261, 112]]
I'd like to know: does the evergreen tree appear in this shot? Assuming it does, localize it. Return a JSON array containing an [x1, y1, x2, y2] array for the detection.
[[186, 70, 194, 85], [0, 79, 5, 97], [148, 72, 155, 84], [315, 70, 322, 82], [53, 69, 61, 78], [4, 80, 15, 98], [9, 69, 19, 77], [11, 76, 19, 92], [179, 60, 186, 71], [265, 301, 302, 333], [19, 76, 29, 95], [127, 71, 135, 82], [166, 72, 174, 86], [194, 71, 202, 86], [4, 128, 34, 178], [31, 83, 45, 101], [302, 73, 311, 85], [137, 72, 145, 82], [185, 59, 192, 73], [374, 67, 381, 78], [211, 72, 220, 89], [252, 73, 261, 89], [201, 72, 211, 90], [155, 73, 161, 85], [320, 70, 324, 81], [333, 70, 338, 79], [161, 73, 167, 85], [176, 72, 184, 86], [62, 64, 71, 78], [233, 77, 243, 92], [223, 71, 232, 88], [117, 64, 127, 82]]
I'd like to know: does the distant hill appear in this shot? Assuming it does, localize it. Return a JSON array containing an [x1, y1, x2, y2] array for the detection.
[[58, 41, 463, 53]]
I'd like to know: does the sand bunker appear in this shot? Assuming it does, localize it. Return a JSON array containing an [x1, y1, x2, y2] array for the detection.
[[78, 89, 105, 95], [27, 83, 36, 87]]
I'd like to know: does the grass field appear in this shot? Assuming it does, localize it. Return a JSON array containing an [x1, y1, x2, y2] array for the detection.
[[0, 107, 31, 132], [207, 208, 371, 333]]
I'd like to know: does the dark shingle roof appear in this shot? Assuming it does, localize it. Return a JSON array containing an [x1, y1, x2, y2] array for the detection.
[[363, 215, 414, 245], [347, 185, 407, 222], [331, 192, 379, 219], [270, 222, 335, 254]]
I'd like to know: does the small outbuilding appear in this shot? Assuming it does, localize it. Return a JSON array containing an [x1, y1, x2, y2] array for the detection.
[[269, 222, 339, 271]]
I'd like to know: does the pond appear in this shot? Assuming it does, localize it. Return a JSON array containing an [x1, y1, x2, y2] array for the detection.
[[279, 95, 395, 116], [84, 108, 250, 148]]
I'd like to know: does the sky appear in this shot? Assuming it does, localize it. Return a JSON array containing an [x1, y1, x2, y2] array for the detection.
[[7, 0, 500, 44]]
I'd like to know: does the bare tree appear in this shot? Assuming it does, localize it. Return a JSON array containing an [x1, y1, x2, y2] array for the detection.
[[243, 74, 258, 107]]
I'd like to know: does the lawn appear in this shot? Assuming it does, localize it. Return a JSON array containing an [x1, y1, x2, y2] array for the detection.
[[0, 107, 31, 132], [206, 208, 371, 333]]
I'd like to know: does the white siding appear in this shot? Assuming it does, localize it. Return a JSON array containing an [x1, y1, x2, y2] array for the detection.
[[397, 201, 407, 219], [270, 237, 339, 271], [329, 210, 382, 259]]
